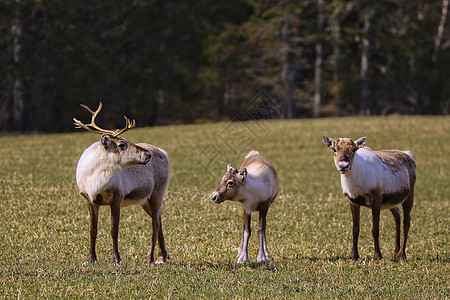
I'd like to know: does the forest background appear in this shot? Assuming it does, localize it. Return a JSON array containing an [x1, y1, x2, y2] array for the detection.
[[0, 0, 449, 132]]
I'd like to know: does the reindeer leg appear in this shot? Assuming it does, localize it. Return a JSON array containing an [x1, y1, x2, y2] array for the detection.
[[142, 201, 159, 264], [237, 210, 251, 263], [157, 213, 169, 263], [86, 202, 99, 264], [110, 201, 121, 264], [257, 207, 269, 262], [390, 207, 401, 259], [148, 211, 160, 264], [349, 203, 360, 260], [398, 190, 414, 260], [371, 196, 382, 260]]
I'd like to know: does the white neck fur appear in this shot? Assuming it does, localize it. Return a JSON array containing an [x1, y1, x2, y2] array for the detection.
[[76, 142, 122, 201]]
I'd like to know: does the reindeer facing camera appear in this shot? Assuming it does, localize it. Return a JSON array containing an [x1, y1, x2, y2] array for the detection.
[[210, 150, 278, 263], [74, 102, 169, 264]]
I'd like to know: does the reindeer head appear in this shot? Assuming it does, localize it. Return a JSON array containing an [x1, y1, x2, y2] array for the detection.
[[74, 102, 152, 168], [99, 134, 152, 167], [210, 164, 248, 204], [323, 136, 366, 174]]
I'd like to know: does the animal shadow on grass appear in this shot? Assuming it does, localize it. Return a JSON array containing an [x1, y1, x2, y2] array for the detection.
[[414, 255, 449, 263], [179, 261, 279, 273], [299, 255, 450, 263], [296, 255, 348, 263]]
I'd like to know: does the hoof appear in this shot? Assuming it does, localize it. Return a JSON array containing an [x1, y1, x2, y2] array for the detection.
[[373, 253, 383, 261], [157, 255, 169, 264], [144, 255, 154, 264], [157, 250, 170, 263], [256, 253, 269, 263], [111, 254, 121, 265], [394, 252, 406, 260], [237, 255, 250, 264], [349, 252, 359, 261], [83, 254, 98, 265]]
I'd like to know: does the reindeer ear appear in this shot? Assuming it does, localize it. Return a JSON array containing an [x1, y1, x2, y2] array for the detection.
[[101, 134, 111, 148], [355, 137, 366, 148], [238, 168, 248, 182], [227, 164, 234, 172], [323, 136, 336, 148]]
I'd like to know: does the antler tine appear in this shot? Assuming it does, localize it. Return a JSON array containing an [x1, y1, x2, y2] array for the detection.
[[73, 102, 117, 135], [112, 116, 136, 137], [80, 101, 102, 116], [73, 117, 105, 134]]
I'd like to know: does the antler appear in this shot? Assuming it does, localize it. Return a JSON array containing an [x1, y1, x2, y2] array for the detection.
[[73, 102, 136, 137], [113, 116, 136, 137]]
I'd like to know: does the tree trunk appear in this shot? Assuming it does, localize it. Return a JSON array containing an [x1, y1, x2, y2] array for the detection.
[[360, 5, 372, 116], [280, 4, 301, 120], [433, 0, 448, 61], [313, 0, 324, 118], [11, 10, 29, 131], [281, 12, 294, 119], [0, 81, 14, 130], [331, 2, 343, 115]]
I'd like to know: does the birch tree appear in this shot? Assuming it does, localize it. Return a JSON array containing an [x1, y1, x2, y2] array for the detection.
[[360, 2, 373, 115], [11, 7, 29, 131], [313, 0, 324, 117], [433, 0, 449, 61]]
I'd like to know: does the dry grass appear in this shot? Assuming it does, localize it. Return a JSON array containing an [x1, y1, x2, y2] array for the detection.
[[0, 116, 448, 298]]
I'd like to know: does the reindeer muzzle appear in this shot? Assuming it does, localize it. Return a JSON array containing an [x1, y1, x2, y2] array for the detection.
[[337, 161, 350, 174], [210, 192, 223, 204]]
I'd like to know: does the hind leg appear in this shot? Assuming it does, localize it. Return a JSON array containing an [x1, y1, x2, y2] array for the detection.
[[390, 207, 401, 258], [156, 213, 169, 263], [397, 190, 414, 260], [142, 201, 159, 263], [257, 207, 270, 262], [142, 195, 169, 264]]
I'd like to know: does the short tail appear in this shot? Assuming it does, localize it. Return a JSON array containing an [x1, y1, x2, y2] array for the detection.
[[245, 150, 260, 159], [404, 150, 413, 158]]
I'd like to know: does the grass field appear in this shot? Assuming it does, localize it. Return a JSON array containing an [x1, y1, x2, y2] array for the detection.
[[0, 116, 448, 298]]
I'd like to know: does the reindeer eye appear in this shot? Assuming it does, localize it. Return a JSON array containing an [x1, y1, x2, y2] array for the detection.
[[118, 142, 128, 150], [352, 147, 357, 153], [332, 148, 337, 153], [227, 180, 234, 187]]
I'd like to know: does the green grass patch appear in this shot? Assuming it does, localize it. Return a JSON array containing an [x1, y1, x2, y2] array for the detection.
[[0, 116, 448, 298]]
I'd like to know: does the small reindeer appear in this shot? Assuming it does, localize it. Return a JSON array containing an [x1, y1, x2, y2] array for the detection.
[[323, 136, 416, 260], [74, 102, 169, 264], [210, 150, 278, 263]]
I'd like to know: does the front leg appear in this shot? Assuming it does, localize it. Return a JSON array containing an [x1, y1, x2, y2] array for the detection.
[[349, 203, 360, 260], [110, 201, 121, 264], [86, 200, 99, 264], [257, 207, 270, 262], [237, 210, 251, 263], [371, 196, 382, 260]]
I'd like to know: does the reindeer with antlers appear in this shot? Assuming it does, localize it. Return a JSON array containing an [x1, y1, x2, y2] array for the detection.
[[74, 102, 170, 264]]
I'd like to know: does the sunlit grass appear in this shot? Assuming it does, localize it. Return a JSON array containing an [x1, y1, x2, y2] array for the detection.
[[0, 116, 448, 298]]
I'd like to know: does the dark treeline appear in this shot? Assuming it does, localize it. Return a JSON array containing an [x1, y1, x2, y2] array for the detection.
[[0, 0, 449, 132]]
